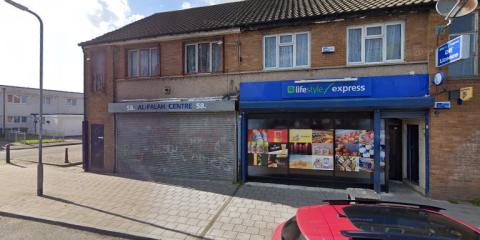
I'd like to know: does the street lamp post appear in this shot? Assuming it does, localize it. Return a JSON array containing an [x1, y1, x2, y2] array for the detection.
[[5, 0, 44, 196]]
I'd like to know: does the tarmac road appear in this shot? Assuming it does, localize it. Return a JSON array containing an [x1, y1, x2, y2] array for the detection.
[[0, 215, 124, 240]]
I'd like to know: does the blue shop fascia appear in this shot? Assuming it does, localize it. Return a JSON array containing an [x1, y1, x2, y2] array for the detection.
[[238, 74, 433, 194]]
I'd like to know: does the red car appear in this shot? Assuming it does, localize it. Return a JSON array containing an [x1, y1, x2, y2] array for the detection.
[[273, 200, 480, 240]]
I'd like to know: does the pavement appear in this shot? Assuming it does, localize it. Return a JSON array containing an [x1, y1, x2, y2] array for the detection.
[[0, 215, 124, 240], [0, 138, 82, 151], [0, 156, 479, 240], [0, 144, 82, 166]]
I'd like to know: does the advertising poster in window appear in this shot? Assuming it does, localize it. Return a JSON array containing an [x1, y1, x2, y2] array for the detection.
[[289, 129, 313, 169], [312, 130, 334, 170], [267, 130, 288, 168], [248, 129, 288, 168], [247, 129, 269, 167], [359, 130, 375, 172], [335, 130, 361, 172]]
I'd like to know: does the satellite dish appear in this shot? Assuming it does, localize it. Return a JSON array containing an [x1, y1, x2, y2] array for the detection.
[[436, 0, 478, 19]]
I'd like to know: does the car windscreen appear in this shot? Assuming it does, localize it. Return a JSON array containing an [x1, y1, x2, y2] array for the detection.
[[343, 205, 479, 240]]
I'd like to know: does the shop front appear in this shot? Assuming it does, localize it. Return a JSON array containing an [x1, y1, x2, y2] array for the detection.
[[239, 74, 433, 193], [108, 98, 237, 181]]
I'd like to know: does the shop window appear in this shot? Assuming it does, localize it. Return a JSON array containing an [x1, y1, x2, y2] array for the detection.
[[128, 48, 159, 78], [347, 22, 404, 64], [448, 12, 478, 78], [264, 32, 310, 69], [7, 95, 28, 104], [184, 41, 223, 74], [247, 113, 381, 184]]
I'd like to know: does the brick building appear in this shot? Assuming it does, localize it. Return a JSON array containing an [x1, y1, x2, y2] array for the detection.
[[80, 0, 480, 200]]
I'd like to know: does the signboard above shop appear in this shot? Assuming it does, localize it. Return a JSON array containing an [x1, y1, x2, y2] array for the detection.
[[240, 74, 430, 102], [108, 99, 235, 113], [436, 35, 470, 68], [282, 79, 373, 99]]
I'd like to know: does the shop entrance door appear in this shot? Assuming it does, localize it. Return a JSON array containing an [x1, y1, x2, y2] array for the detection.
[[387, 120, 402, 181], [407, 125, 419, 184]]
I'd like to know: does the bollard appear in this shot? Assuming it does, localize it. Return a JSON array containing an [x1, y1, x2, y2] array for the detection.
[[6, 144, 10, 164], [64, 147, 69, 163]]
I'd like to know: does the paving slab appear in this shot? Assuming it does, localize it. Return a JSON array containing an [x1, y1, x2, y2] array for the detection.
[[0, 161, 478, 240]]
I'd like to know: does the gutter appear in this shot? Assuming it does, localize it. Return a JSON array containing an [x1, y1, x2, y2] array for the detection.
[[80, 28, 241, 48]]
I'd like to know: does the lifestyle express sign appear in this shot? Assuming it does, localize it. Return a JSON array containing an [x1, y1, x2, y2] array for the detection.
[[281, 79, 372, 99]]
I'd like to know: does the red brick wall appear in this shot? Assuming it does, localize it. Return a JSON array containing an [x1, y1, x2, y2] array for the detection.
[[427, 12, 480, 200], [84, 46, 115, 172]]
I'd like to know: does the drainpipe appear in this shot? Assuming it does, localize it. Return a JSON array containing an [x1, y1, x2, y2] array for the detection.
[[2, 87, 6, 138]]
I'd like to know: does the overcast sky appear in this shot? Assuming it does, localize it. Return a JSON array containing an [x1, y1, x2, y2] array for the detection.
[[0, 0, 240, 93]]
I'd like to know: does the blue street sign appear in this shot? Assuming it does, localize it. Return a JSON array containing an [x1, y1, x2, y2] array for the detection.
[[436, 35, 470, 68]]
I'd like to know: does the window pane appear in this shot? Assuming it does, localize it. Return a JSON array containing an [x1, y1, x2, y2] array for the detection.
[[22, 117, 27, 123], [7, 95, 12, 103], [296, 33, 308, 66], [386, 24, 402, 60], [212, 43, 222, 72], [265, 36, 277, 68], [128, 51, 138, 77], [21, 96, 28, 103], [186, 45, 196, 73], [365, 38, 383, 62], [449, 33, 476, 77], [280, 35, 293, 43], [150, 49, 159, 76], [198, 43, 210, 73], [348, 28, 362, 63], [279, 45, 293, 67], [450, 13, 475, 33], [140, 49, 150, 77], [14, 96, 20, 103], [367, 26, 382, 36]]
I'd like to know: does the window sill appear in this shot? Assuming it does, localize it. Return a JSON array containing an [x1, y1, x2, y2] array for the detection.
[[347, 60, 405, 66], [263, 66, 311, 72]]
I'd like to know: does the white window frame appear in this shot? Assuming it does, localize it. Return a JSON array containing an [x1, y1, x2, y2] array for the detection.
[[263, 32, 311, 70], [7, 94, 28, 104], [184, 41, 222, 74], [448, 12, 478, 77], [128, 48, 159, 78], [43, 96, 52, 105], [347, 21, 405, 65]]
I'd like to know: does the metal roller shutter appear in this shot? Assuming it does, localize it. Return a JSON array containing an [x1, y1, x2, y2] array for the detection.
[[116, 112, 236, 181]]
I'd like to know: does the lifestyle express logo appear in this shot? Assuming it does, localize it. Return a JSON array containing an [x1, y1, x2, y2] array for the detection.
[[287, 83, 367, 94]]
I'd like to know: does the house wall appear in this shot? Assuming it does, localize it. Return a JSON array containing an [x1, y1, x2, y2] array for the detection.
[[0, 85, 83, 135]]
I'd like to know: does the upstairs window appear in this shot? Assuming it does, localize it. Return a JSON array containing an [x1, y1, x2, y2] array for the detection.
[[347, 22, 404, 64], [92, 50, 106, 92], [128, 48, 159, 78], [43, 96, 52, 104], [7, 95, 28, 104], [264, 32, 310, 69], [185, 41, 223, 74], [66, 98, 77, 106], [448, 12, 478, 78]]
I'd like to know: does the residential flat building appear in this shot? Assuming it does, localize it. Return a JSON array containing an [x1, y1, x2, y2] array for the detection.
[[80, 0, 480, 200], [0, 85, 84, 136]]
